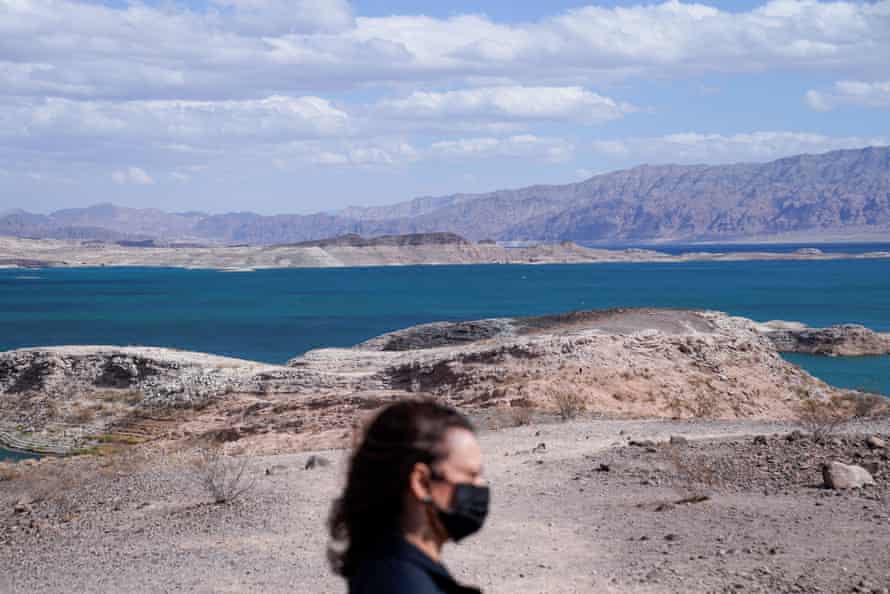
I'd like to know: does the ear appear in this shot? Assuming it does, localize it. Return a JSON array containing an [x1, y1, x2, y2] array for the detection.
[[408, 462, 433, 503]]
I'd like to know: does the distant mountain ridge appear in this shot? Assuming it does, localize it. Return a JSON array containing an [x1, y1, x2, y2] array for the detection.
[[3, 146, 889, 245]]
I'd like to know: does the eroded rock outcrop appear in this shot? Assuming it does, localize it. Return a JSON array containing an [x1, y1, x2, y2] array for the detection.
[[762, 322, 890, 356], [288, 308, 840, 420], [1, 309, 879, 453]]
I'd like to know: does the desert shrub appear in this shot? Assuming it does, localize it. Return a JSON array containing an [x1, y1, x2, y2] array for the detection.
[[0, 463, 19, 482], [665, 392, 720, 419], [845, 391, 888, 419], [554, 391, 585, 421], [189, 445, 256, 504], [94, 445, 152, 478], [0, 459, 83, 518], [795, 396, 851, 440], [94, 389, 144, 405], [508, 404, 533, 427], [67, 402, 101, 424], [686, 392, 720, 419]]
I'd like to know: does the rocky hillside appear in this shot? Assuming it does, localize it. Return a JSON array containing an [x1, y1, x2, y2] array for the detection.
[[3, 146, 889, 244], [4, 309, 886, 455]]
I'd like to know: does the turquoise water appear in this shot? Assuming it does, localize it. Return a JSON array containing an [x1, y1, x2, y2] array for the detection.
[[580, 241, 890, 254], [782, 353, 890, 395], [0, 447, 41, 463], [0, 258, 888, 394]]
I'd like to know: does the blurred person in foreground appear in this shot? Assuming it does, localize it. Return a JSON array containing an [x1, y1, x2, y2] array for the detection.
[[328, 400, 489, 594]]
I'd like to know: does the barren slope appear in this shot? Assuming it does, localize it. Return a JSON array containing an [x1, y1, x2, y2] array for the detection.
[[2, 309, 873, 455]]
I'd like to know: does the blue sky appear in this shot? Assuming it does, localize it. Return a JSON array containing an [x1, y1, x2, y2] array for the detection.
[[1, 0, 889, 214]]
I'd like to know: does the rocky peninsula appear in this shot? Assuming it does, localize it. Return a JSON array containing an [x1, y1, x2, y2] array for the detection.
[[2, 235, 890, 271], [1, 308, 886, 455]]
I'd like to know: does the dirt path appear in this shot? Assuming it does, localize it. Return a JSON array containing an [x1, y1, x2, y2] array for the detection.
[[2, 417, 889, 593]]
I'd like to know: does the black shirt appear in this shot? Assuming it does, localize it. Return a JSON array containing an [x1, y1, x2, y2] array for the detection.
[[349, 536, 481, 594]]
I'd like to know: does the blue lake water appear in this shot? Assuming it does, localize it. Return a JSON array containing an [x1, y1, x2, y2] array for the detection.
[[0, 447, 41, 463], [0, 256, 888, 397], [579, 241, 890, 255]]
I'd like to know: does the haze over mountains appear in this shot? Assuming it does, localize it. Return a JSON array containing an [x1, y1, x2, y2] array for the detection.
[[3, 146, 889, 246]]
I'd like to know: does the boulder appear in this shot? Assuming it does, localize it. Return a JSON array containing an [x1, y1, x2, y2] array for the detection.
[[669, 435, 689, 446], [765, 323, 890, 356], [866, 436, 886, 450], [822, 462, 875, 489], [304, 455, 331, 470], [786, 430, 808, 443]]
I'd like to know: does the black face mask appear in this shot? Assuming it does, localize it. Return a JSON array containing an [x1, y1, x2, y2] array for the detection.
[[427, 472, 490, 542]]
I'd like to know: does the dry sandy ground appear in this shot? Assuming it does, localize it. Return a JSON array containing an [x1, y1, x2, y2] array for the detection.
[[3, 416, 890, 594]]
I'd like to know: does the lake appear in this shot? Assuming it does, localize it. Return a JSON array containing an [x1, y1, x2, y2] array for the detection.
[[0, 256, 888, 395]]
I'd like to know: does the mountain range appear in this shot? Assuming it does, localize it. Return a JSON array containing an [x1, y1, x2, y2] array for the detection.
[[3, 146, 889, 245]]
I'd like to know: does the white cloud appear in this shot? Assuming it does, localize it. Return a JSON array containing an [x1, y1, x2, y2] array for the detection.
[[805, 81, 890, 111], [352, 1, 890, 83], [3, 0, 890, 193], [111, 166, 154, 185], [278, 140, 420, 167], [592, 132, 889, 164], [431, 135, 574, 162], [376, 86, 634, 123], [1, 95, 350, 147], [1, 1, 888, 103], [278, 136, 572, 167]]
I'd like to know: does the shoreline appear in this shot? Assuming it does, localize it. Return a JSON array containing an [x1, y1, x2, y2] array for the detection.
[[1, 235, 890, 272]]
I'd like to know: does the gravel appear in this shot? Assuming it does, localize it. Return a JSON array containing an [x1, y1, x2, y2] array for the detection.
[[2, 417, 890, 593]]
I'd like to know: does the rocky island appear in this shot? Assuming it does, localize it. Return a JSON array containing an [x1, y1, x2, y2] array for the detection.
[[1, 234, 889, 271]]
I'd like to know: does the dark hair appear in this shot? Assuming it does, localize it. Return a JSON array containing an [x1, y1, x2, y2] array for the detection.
[[327, 399, 474, 577]]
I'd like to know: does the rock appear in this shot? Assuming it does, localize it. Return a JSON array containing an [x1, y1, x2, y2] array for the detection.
[[264, 464, 288, 476], [753, 435, 768, 446], [866, 436, 886, 450], [595, 463, 610, 472], [13, 500, 32, 514], [532, 442, 547, 454], [822, 462, 875, 489], [629, 439, 656, 448], [786, 430, 807, 442], [765, 323, 890, 356], [2, 308, 870, 459], [669, 435, 689, 446], [861, 461, 880, 476], [304, 455, 331, 470]]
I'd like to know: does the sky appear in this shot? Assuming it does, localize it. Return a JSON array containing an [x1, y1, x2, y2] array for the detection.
[[1, 0, 889, 215]]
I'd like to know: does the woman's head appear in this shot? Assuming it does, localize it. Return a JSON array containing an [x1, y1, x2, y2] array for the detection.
[[328, 399, 486, 577]]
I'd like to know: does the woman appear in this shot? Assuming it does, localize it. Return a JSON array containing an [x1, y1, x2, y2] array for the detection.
[[328, 400, 489, 594]]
